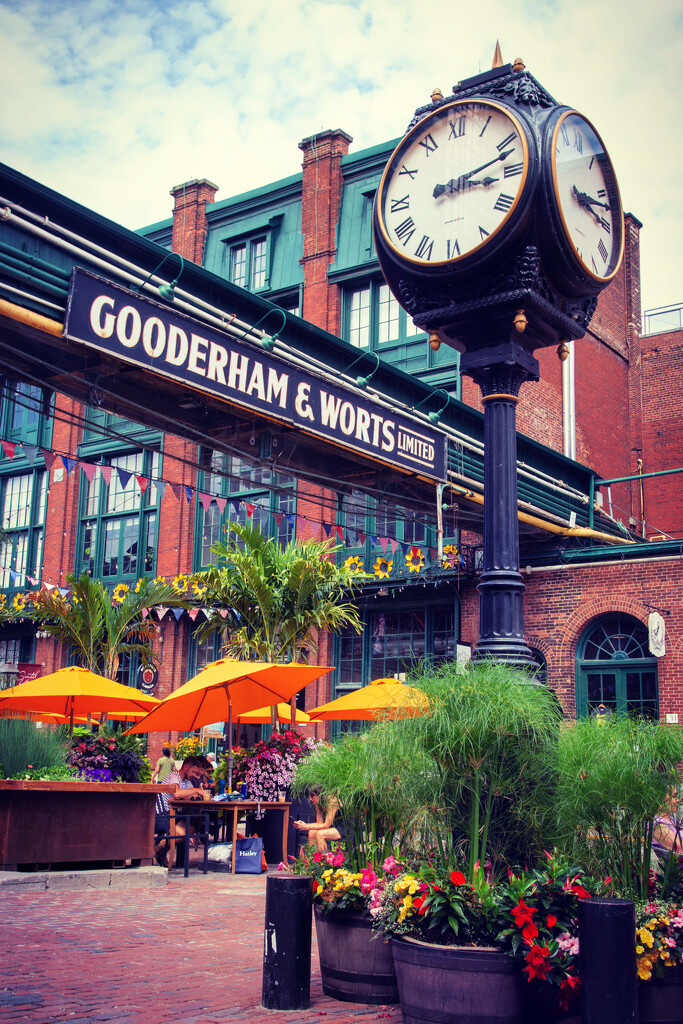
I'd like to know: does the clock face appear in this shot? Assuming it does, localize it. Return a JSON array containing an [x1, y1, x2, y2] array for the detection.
[[375, 100, 531, 267], [551, 111, 623, 282]]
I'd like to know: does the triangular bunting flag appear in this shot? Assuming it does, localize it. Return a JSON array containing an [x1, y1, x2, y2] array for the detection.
[[41, 449, 57, 471], [389, 538, 399, 554], [9, 569, 22, 584], [357, 531, 366, 546], [57, 586, 69, 596], [99, 465, 113, 486], [141, 609, 148, 619], [136, 475, 149, 494], [199, 492, 213, 512], [1, 440, 16, 460], [219, 609, 229, 619], [272, 511, 284, 527], [169, 482, 183, 501], [152, 479, 166, 500], [156, 607, 169, 620], [188, 609, 199, 621], [411, 546, 420, 558], [81, 462, 97, 484], [370, 535, 378, 548], [335, 526, 343, 541], [117, 468, 132, 490], [183, 485, 193, 504], [21, 443, 38, 466], [379, 537, 389, 554], [284, 513, 295, 529], [62, 456, 78, 477], [231, 499, 241, 515], [231, 608, 241, 621], [401, 543, 410, 556], [298, 516, 309, 534], [215, 496, 227, 515], [322, 523, 332, 538], [346, 528, 357, 546], [244, 502, 255, 518], [172, 607, 184, 621]]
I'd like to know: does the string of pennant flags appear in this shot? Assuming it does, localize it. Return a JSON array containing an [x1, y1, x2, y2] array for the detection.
[[1, 436, 463, 598]]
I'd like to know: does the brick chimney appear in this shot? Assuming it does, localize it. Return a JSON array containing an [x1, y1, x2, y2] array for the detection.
[[298, 129, 352, 333], [169, 178, 219, 265]]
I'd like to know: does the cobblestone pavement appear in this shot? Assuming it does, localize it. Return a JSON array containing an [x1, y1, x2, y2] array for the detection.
[[0, 869, 403, 1024]]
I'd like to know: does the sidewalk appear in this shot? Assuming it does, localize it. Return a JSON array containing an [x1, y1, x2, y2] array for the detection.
[[0, 864, 403, 1024]]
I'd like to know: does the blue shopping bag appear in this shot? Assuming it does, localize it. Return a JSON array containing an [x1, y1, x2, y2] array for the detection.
[[234, 835, 264, 874]]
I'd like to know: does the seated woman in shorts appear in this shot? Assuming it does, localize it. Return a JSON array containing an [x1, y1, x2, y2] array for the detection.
[[293, 786, 345, 853]]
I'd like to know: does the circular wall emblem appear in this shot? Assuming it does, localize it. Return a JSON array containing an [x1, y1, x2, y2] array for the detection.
[[138, 665, 158, 695]]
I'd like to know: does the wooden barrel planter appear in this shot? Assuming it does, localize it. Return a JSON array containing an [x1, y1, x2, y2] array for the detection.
[[313, 905, 398, 1004], [639, 964, 683, 1024], [391, 937, 525, 1024]]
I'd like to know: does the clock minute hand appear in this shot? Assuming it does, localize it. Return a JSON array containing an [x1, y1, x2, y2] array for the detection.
[[572, 185, 611, 214], [433, 149, 515, 199]]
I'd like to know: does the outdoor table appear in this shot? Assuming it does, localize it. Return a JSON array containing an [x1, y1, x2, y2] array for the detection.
[[0, 780, 174, 869], [171, 797, 290, 872]]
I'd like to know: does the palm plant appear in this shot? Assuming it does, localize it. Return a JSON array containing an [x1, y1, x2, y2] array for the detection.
[[28, 571, 188, 679], [193, 521, 364, 663]]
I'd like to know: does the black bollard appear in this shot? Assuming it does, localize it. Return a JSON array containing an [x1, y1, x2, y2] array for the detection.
[[578, 897, 638, 1023], [262, 874, 312, 1010]]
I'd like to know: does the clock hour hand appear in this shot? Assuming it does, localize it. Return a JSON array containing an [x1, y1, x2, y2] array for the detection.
[[466, 176, 499, 188], [572, 186, 611, 220], [433, 150, 515, 198]]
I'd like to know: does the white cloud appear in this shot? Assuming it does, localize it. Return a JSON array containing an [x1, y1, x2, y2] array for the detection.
[[0, 0, 680, 311]]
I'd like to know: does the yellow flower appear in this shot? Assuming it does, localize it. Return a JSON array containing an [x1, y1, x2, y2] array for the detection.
[[373, 556, 392, 580], [12, 593, 26, 611], [192, 581, 207, 598], [636, 945, 644, 955], [172, 574, 188, 593], [637, 961, 653, 981], [344, 555, 364, 574], [112, 583, 129, 603], [638, 928, 654, 948], [153, 575, 165, 586], [441, 543, 459, 569], [0, 594, 6, 608], [405, 549, 424, 574]]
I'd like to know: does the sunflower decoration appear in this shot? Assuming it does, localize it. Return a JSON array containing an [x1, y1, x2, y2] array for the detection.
[[172, 574, 189, 594], [441, 543, 459, 570], [192, 580, 207, 600], [153, 575, 166, 586], [112, 583, 130, 604], [344, 555, 364, 574], [373, 556, 393, 580], [405, 548, 425, 574], [12, 592, 26, 612]]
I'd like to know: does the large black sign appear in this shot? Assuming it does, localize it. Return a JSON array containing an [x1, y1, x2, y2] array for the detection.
[[64, 269, 447, 481]]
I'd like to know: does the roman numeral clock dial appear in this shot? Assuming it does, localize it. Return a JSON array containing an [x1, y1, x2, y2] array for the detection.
[[374, 99, 532, 277], [545, 110, 624, 292]]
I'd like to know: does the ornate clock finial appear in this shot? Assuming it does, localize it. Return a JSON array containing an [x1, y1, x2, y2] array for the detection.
[[512, 56, 526, 72], [431, 87, 443, 103], [492, 41, 504, 68]]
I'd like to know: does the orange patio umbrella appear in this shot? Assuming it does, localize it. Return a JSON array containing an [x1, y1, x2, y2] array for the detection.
[[0, 666, 161, 735], [235, 702, 311, 726], [126, 658, 332, 789], [307, 677, 428, 721]]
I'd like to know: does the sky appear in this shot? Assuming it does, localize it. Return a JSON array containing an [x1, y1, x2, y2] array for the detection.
[[1, 0, 681, 317]]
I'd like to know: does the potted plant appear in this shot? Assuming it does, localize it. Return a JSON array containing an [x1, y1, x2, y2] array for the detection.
[[293, 843, 399, 1004], [636, 898, 683, 1023]]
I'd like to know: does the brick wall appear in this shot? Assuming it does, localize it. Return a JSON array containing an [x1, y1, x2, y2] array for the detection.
[[298, 129, 352, 333], [641, 327, 683, 537], [170, 179, 219, 266]]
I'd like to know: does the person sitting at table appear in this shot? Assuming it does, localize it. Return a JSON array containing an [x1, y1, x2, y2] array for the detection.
[[293, 786, 345, 853], [154, 756, 210, 866]]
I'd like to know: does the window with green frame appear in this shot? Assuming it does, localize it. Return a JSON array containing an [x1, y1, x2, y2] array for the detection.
[[227, 236, 268, 291], [193, 449, 296, 570], [575, 614, 658, 720], [342, 282, 458, 385], [76, 449, 160, 580], [0, 469, 47, 590], [0, 379, 53, 449], [333, 599, 457, 730]]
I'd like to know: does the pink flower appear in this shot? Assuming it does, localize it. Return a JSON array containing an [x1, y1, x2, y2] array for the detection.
[[332, 851, 345, 867], [360, 866, 378, 894], [382, 854, 402, 875]]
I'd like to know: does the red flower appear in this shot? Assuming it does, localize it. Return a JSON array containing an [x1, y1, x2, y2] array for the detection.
[[522, 924, 539, 943], [413, 896, 427, 915], [546, 914, 557, 928], [523, 943, 551, 981], [559, 973, 581, 1010], [450, 870, 467, 886], [571, 884, 591, 899], [511, 900, 537, 929]]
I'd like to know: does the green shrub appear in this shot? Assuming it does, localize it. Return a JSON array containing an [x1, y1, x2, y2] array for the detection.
[[0, 718, 70, 778]]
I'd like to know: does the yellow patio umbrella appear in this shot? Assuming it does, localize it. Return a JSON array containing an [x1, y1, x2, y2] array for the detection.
[[307, 677, 429, 721], [0, 666, 161, 735], [0, 708, 90, 726], [126, 658, 332, 789]]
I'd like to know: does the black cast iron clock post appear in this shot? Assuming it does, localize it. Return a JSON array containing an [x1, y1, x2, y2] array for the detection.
[[373, 58, 624, 667]]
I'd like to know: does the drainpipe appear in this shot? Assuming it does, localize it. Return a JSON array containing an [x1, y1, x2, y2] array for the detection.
[[561, 341, 576, 460]]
